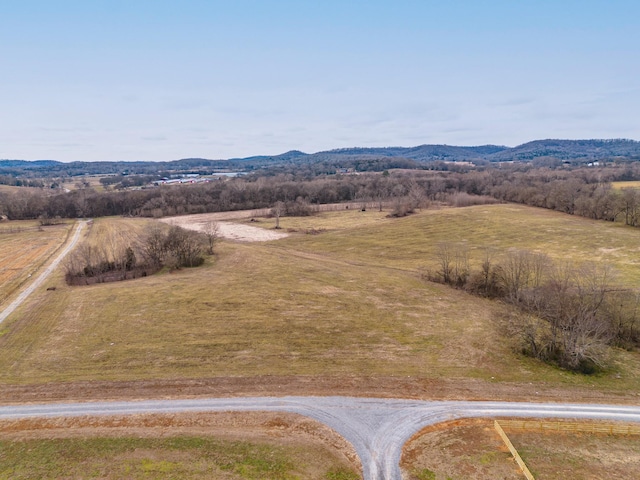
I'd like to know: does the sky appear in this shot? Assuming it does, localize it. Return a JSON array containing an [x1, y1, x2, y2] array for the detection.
[[1, 0, 639, 162]]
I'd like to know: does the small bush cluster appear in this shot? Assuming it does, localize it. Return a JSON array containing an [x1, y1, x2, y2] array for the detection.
[[65, 225, 205, 285]]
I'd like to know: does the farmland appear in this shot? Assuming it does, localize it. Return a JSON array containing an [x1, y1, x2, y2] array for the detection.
[[0, 220, 72, 309], [2, 203, 640, 479], [1, 204, 640, 402]]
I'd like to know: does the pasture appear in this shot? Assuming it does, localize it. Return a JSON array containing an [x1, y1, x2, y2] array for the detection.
[[1, 204, 640, 400], [0, 220, 72, 308]]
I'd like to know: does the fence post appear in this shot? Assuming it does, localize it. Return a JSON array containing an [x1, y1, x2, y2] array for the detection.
[[494, 420, 536, 480]]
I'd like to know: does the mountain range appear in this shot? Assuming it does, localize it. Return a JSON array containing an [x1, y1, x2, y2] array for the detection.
[[2, 139, 640, 177]]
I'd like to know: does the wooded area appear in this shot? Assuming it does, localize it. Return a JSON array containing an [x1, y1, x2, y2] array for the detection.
[[2, 162, 640, 227]]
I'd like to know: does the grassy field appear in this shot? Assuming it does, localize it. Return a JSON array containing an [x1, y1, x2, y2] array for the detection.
[[0, 220, 72, 308], [268, 204, 640, 284], [508, 428, 640, 479], [80, 216, 156, 255], [1, 204, 640, 397], [60, 175, 107, 192], [401, 419, 640, 480], [0, 411, 359, 480], [611, 180, 640, 190], [0, 436, 357, 480]]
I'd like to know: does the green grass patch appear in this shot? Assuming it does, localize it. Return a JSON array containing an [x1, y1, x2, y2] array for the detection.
[[0, 436, 354, 480]]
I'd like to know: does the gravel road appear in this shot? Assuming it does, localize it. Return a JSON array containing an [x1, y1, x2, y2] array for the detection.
[[2, 396, 639, 479], [0, 220, 86, 325]]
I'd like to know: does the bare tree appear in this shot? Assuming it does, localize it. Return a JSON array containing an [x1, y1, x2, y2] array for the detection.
[[203, 221, 220, 254], [271, 201, 285, 229], [497, 249, 539, 302], [435, 242, 469, 286], [408, 180, 425, 210], [141, 224, 167, 268], [619, 188, 640, 226], [164, 225, 204, 268]]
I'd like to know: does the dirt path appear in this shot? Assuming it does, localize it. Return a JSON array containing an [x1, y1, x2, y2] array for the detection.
[[0, 220, 86, 325]]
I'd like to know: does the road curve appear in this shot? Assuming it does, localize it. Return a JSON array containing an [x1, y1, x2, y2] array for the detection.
[[0, 220, 86, 325], [1, 396, 639, 480]]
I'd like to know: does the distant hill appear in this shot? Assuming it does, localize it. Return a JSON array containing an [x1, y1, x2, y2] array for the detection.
[[0, 160, 61, 169], [2, 139, 640, 177], [488, 139, 640, 161], [230, 139, 640, 165]]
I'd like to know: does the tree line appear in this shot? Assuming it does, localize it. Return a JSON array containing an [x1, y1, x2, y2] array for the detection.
[[2, 163, 640, 226]]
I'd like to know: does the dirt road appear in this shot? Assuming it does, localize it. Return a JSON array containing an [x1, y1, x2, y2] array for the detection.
[[2, 396, 639, 480], [0, 220, 86, 325]]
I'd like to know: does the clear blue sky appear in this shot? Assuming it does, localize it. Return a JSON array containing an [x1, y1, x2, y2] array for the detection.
[[1, 0, 638, 161]]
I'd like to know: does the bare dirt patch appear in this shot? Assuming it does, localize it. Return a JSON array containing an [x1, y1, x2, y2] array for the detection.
[[161, 214, 289, 242], [402, 419, 522, 479]]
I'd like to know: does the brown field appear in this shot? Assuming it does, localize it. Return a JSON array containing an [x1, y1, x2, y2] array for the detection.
[[80, 216, 156, 254], [611, 180, 640, 190], [507, 425, 640, 479], [60, 174, 107, 192], [2, 204, 640, 477], [0, 185, 42, 193], [0, 220, 72, 307], [402, 419, 640, 480], [1, 205, 640, 401]]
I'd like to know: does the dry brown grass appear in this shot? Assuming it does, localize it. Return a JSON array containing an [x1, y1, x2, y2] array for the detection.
[[611, 181, 640, 190], [1, 205, 640, 399], [506, 425, 640, 479], [402, 418, 640, 480], [0, 220, 72, 307]]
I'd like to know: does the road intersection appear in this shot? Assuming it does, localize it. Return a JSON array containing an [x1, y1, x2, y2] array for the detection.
[[2, 396, 639, 479]]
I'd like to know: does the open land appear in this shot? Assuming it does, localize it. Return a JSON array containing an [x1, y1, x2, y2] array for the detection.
[[2, 204, 640, 478], [507, 426, 640, 480], [0, 411, 359, 480], [0, 220, 72, 309], [2, 204, 640, 394], [402, 418, 640, 480], [611, 180, 640, 190]]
